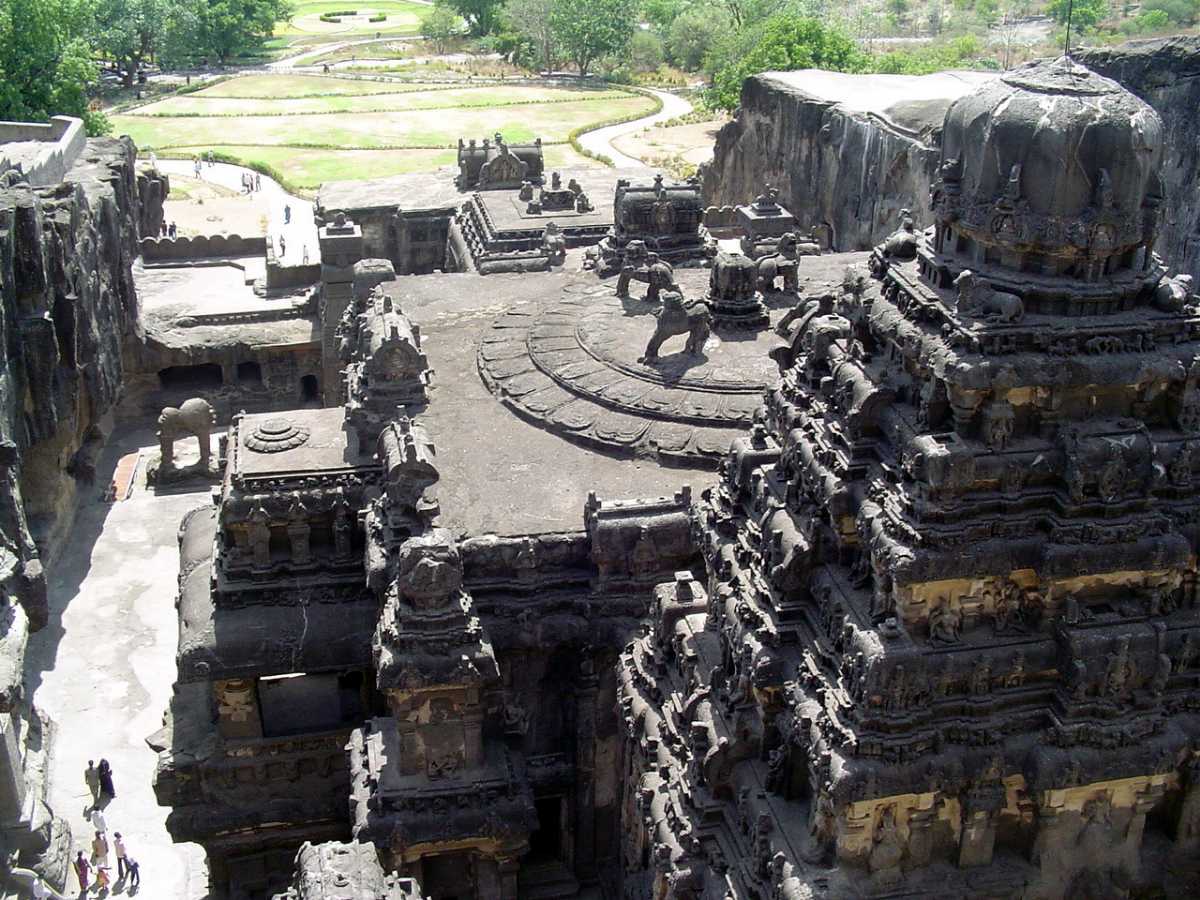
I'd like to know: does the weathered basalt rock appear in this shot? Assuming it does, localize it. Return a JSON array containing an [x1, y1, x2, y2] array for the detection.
[[0, 136, 164, 624], [1077, 36, 1200, 287]]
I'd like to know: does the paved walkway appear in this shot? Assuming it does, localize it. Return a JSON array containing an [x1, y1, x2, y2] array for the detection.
[[155, 158, 319, 265], [24, 428, 212, 899], [577, 87, 694, 168]]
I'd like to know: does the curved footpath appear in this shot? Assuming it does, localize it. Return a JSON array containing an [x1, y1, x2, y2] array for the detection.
[[153, 158, 320, 265], [577, 87, 694, 169]]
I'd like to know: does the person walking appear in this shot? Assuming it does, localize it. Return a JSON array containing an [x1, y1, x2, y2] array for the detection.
[[193, 156, 201, 178], [125, 855, 140, 890], [90, 806, 107, 835], [84, 760, 100, 811], [279, 236, 287, 259], [91, 830, 109, 869], [113, 832, 128, 880], [302, 245, 309, 265], [254, 172, 261, 191], [284, 203, 291, 224], [168, 222, 177, 238], [74, 851, 91, 893], [97, 759, 115, 804], [95, 864, 111, 895]]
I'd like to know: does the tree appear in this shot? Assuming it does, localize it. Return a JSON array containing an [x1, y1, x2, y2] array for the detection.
[[706, 15, 865, 110], [0, 0, 106, 133], [1046, 0, 1108, 33], [548, 0, 636, 76], [629, 29, 664, 72], [665, 5, 727, 70], [94, 0, 167, 86], [441, 0, 502, 34], [160, 0, 292, 64], [503, 0, 556, 71], [421, 4, 459, 53]]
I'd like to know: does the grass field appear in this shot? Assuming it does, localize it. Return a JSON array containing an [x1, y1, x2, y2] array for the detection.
[[115, 74, 654, 189], [275, 0, 429, 36]]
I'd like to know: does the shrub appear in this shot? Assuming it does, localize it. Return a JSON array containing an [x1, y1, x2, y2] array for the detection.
[[369, 13, 386, 22]]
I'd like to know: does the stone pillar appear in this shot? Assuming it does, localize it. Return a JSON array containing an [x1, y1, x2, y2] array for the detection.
[[573, 655, 601, 878], [497, 856, 519, 900], [318, 214, 363, 406]]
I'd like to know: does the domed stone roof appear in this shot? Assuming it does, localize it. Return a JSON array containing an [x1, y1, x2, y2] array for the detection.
[[934, 57, 1163, 264]]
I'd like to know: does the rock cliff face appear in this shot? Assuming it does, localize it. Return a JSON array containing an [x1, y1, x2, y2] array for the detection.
[[701, 71, 992, 251], [1077, 37, 1200, 285], [0, 136, 165, 627]]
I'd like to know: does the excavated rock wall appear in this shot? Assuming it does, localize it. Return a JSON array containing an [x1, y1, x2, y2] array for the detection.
[[701, 74, 945, 252], [0, 136, 165, 626], [1077, 37, 1200, 285]]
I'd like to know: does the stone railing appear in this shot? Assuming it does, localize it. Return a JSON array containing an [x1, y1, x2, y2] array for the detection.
[[0, 115, 86, 187], [141, 233, 267, 260]]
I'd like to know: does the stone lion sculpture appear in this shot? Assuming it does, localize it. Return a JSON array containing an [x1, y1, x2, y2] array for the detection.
[[954, 270, 1023, 323], [640, 290, 711, 362], [756, 232, 801, 293], [541, 221, 566, 265], [158, 397, 216, 468]]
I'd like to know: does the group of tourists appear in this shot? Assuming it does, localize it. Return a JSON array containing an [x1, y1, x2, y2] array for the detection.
[[73, 759, 142, 896]]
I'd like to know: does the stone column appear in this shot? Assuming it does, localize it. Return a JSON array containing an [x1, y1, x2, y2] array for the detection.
[[318, 214, 363, 406], [573, 655, 600, 878]]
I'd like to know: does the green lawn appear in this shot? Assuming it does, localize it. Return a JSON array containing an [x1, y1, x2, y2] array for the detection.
[[158, 143, 593, 191], [118, 75, 654, 190], [276, 0, 429, 36]]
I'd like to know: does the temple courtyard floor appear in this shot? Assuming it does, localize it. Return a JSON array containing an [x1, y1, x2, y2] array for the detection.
[[24, 425, 211, 899]]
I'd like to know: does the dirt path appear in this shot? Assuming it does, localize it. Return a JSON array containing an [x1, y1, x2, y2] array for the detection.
[[577, 87, 693, 168]]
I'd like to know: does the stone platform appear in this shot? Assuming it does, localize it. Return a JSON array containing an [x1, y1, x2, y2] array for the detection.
[[478, 256, 865, 466]]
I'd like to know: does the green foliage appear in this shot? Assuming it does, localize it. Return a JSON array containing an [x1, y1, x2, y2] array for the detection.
[[664, 6, 727, 70], [548, 0, 636, 76], [1140, 0, 1199, 24], [869, 34, 983, 74], [1118, 7, 1169, 31], [629, 29, 664, 72], [440, 0, 501, 34], [705, 15, 866, 111], [641, 0, 693, 29], [0, 0, 107, 133], [420, 4, 458, 51], [1046, 0, 1108, 32], [172, 0, 295, 63], [500, 0, 553, 69]]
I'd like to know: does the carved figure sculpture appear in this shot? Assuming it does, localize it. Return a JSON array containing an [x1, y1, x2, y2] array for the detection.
[[541, 222, 566, 265], [1153, 273, 1194, 312], [158, 397, 216, 468], [954, 270, 1023, 323], [640, 290, 711, 362], [617, 240, 677, 302], [756, 233, 801, 293]]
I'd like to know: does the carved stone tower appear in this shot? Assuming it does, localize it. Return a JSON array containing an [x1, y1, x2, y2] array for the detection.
[[618, 58, 1200, 899]]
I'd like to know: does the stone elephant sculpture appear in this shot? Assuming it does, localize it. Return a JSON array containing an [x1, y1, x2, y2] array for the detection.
[[640, 291, 711, 362], [158, 397, 217, 467]]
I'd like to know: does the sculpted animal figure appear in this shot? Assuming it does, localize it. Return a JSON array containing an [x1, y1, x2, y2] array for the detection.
[[640, 290, 711, 362], [1153, 273, 1194, 312], [954, 270, 1023, 323], [158, 397, 216, 467], [757, 232, 801, 293]]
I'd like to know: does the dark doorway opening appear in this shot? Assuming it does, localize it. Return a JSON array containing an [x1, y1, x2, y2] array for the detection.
[[237, 361, 263, 386], [300, 374, 319, 403], [528, 796, 564, 863], [159, 363, 223, 391]]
